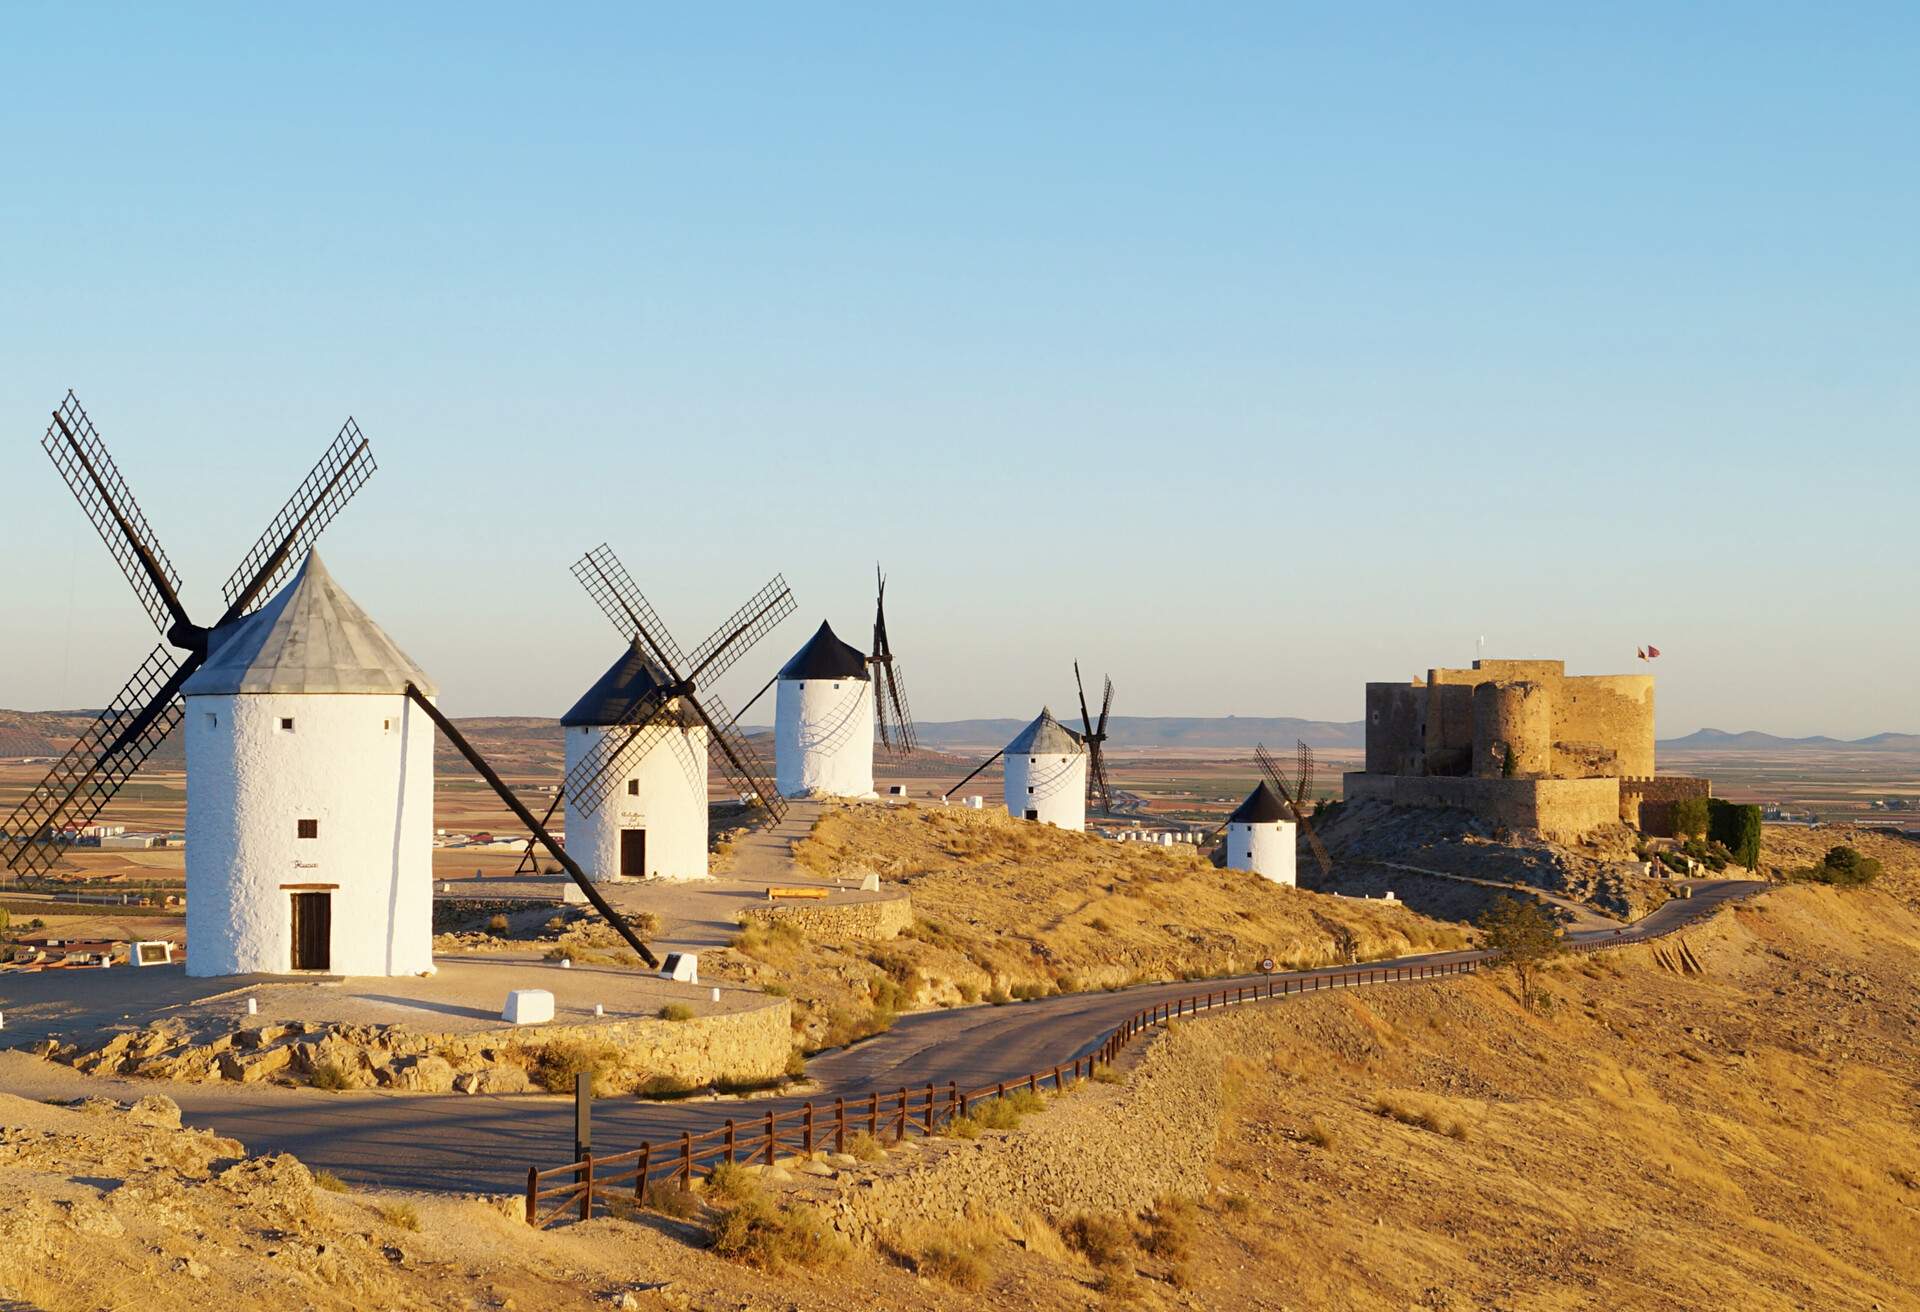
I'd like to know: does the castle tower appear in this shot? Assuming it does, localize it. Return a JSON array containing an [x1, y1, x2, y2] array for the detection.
[[180, 552, 435, 977], [1225, 781, 1297, 886], [1002, 707, 1087, 830], [773, 620, 875, 799], [1471, 679, 1552, 777], [562, 641, 711, 882]]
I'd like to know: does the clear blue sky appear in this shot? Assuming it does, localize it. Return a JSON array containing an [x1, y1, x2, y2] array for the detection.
[[2, 5, 1914, 736]]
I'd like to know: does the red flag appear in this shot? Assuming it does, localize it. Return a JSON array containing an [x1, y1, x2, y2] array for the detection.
[[1647, 645, 1661, 659], [1636, 647, 1646, 661]]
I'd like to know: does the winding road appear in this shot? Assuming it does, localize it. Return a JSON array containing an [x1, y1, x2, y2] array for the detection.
[[0, 878, 1764, 1197]]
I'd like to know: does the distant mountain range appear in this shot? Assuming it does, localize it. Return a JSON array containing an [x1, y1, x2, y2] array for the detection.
[[1656, 728, 1920, 752], [877, 715, 1369, 751], [2, 708, 1915, 760]]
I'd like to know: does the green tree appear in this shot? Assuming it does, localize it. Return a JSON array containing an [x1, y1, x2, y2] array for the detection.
[[1476, 895, 1563, 1011], [1707, 799, 1763, 870], [1671, 797, 1709, 839], [1808, 845, 1881, 887]]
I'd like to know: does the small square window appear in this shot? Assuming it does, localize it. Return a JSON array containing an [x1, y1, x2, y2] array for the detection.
[[204, 713, 217, 728], [280, 717, 295, 732], [627, 779, 639, 796], [297, 819, 319, 839], [382, 718, 393, 732], [1027, 786, 1035, 794]]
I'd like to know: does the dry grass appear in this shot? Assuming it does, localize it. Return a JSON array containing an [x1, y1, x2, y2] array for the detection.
[[844, 1132, 887, 1162], [709, 1193, 846, 1271], [528, 1038, 617, 1095], [374, 1201, 419, 1231], [313, 1170, 348, 1193], [1372, 1092, 1468, 1141], [885, 1217, 999, 1289], [1062, 1212, 1134, 1269], [727, 802, 1471, 1051]]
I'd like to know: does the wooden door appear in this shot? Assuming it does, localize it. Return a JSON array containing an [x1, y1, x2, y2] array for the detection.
[[620, 828, 646, 878], [291, 892, 331, 971]]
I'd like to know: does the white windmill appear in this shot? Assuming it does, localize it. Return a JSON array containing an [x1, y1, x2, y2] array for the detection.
[[182, 552, 438, 973], [0, 396, 445, 977], [529, 544, 794, 883], [943, 707, 1088, 831], [1224, 781, 1297, 886], [769, 567, 917, 800]]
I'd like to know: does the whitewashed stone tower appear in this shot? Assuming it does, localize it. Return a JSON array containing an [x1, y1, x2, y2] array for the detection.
[[774, 621, 875, 799], [180, 552, 436, 977], [563, 641, 711, 881], [1003, 708, 1087, 831], [1226, 782, 1297, 886]]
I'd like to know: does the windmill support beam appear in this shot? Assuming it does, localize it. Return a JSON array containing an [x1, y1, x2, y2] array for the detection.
[[404, 684, 660, 969], [942, 748, 1005, 801]]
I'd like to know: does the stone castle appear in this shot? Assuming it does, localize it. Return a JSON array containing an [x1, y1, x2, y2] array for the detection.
[[1343, 659, 1708, 841]]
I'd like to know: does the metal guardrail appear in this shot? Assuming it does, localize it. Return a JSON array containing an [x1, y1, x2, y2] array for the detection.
[[522, 884, 1766, 1228]]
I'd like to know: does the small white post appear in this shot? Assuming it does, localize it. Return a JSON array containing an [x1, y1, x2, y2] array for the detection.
[[593, 1003, 604, 1017], [560, 958, 573, 969], [710, 987, 720, 1003], [246, 997, 258, 1016]]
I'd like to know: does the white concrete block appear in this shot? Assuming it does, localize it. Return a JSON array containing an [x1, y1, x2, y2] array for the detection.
[[503, 989, 556, 1024], [660, 951, 699, 984], [562, 881, 588, 905], [858, 872, 881, 892]]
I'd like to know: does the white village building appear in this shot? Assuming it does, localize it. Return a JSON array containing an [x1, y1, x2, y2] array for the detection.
[[562, 641, 712, 882], [774, 621, 876, 800], [1003, 708, 1088, 831], [1225, 781, 1297, 886], [181, 552, 436, 977]]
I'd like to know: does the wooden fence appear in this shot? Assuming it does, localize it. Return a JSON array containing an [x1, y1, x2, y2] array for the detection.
[[523, 956, 1479, 1227], [523, 888, 1766, 1228]]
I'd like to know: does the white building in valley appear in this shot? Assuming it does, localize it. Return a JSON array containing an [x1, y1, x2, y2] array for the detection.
[[1225, 781, 1296, 886], [1003, 708, 1087, 831], [562, 641, 712, 882], [773, 621, 875, 800], [180, 552, 436, 977]]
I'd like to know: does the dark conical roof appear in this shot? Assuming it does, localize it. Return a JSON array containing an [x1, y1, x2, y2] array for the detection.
[[1006, 707, 1083, 756], [1229, 781, 1292, 824], [562, 640, 697, 728], [778, 620, 870, 681]]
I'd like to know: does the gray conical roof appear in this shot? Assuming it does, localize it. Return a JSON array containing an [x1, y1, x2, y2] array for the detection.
[[1006, 707, 1083, 756], [1229, 781, 1292, 824], [182, 552, 437, 697]]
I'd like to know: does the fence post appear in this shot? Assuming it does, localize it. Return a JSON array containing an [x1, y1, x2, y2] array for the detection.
[[764, 1109, 776, 1165], [895, 1087, 908, 1142], [1052, 1064, 1062, 1091], [680, 1131, 692, 1188], [1028, 1071, 1038, 1095], [925, 1082, 935, 1133], [803, 1103, 815, 1155], [835, 1096, 846, 1153], [579, 1151, 594, 1222], [868, 1091, 879, 1137], [948, 1080, 958, 1125], [635, 1144, 650, 1200], [525, 1166, 538, 1226], [724, 1118, 736, 1165]]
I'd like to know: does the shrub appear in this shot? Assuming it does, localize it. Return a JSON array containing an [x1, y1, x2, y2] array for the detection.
[[636, 1075, 698, 1099], [760, 982, 790, 997], [1707, 799, 1763, 869], [845, 1132, 886, 1162], [1142, 1195, 1196, 1262], [986, 987, 1012, 1006], [1088, 916, 1112, 933], [487, 913, 510, 933], [1010, 980, 1051, 1001], [897, 1220, 996, 1289], [1090, 1063, 1122, 1084], [970, 1088, 1045, 1131], [1790, 845, 1882, 887], [643, 1182, 702, 1219], [658, 1003, 694, 1022], [943, 1113, 982, 1139], [309, 1062, 354, 1091], [817, 1005, 894, 1050], [1671, 797, 1709, 838], [1304, 1119, 1338, 1150], [1064, 1213, 1134, 1269], [703, 1161, 761, 1203], [710, 1196, 845, 1270], [530, 1039, 617, 1095], [955, 980, 982, 1004], [313, 1170, 348, 1193], [376, 1201, 420, 1231], [784, 1047, 807, 1079]]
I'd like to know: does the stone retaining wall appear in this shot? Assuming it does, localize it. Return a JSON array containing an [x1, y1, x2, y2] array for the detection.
[[41, 996, 793, 1096], [739, 891, 912, 941]]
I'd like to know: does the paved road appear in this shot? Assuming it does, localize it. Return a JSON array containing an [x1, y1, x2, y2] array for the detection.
[[0, 878, 1765, 1197]]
